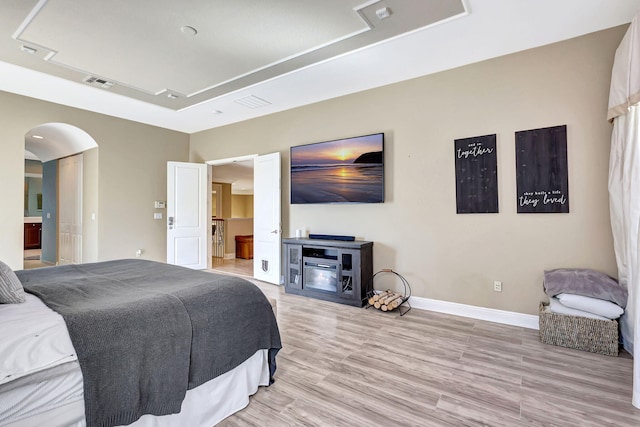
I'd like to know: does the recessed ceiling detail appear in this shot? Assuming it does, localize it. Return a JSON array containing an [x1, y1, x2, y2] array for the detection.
[[20, 45, 36, 54], [234, 95, 271, 109], [83, 76, 114, 89], [2, 0, 465, 110]]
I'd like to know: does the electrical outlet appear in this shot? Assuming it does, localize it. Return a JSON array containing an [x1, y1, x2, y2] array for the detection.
[[493, 280, 502, 292]]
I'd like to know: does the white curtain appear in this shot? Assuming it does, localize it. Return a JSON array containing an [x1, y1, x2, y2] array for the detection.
[[608, 10, 640, 409], [609, 107, 640, 408]]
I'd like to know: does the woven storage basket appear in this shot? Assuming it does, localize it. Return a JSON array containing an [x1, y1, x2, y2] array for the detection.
[[539, 302, 619, 356]]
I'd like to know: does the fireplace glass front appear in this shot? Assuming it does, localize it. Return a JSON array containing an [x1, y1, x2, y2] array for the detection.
[[303, 261, 338, 293]]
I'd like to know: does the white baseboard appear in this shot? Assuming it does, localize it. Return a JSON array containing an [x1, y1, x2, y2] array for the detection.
[[409, 295, 539, 330], [223, 253, 235, 260]]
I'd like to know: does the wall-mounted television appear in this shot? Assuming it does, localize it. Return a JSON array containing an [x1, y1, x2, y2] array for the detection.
[[290, 132, 384, 204]]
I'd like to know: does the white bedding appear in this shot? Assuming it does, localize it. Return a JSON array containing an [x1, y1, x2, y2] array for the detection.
[[0, 294, 77, 385], [1, 294, 271, 427], [0, 361, 83, 427]]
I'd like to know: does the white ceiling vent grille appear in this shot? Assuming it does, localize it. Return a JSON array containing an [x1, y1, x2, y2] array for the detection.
[[234, 95, 271, 109], [83, 76, 115, 89]]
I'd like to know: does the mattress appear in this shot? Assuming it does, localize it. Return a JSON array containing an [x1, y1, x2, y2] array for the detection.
[[0, 361, 83, 427], [0, 294, 271, 427], [0, 294, 81, 426], [0, 294, 77, 386]]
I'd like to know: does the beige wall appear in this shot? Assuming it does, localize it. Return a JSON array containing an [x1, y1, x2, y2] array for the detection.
[[220, 183, 232, 218], [212, 182, 233, 218], [25, 159, 43, 174], [0, 91, 190, 269], [82, 149, 99, 263], [0, 26, 623, 315], [190, 26, 625, 315], [232, 194, 254, 218], [225, 218, 254, 256]]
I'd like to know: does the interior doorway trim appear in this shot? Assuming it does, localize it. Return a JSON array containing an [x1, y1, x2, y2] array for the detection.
[[205, 154, 258, 276], [23, 122, 99, 268], [206, 154, 258, 166]]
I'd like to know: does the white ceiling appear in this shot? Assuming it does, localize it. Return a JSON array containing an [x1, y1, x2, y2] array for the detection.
[[25, 122, 98, 162], [5, 0, 464, 110], [1, 0, 638, 134], [211, 160, 255, 195]]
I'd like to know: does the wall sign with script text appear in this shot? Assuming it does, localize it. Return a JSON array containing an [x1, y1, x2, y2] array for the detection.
[[515, 125, 569, 214], [454, 134, 498, 214]]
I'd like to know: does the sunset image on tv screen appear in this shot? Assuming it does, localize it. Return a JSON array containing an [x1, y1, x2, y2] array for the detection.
[[290, 133, 384, 204]]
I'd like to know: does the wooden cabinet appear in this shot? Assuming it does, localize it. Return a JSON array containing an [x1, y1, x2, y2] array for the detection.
[[282, 238, 373, 307], [235, 235, 254, 259], [24, 222, 42, 249]]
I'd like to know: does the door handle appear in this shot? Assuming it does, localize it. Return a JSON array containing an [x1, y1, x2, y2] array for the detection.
[[271, 229, 278, 234]]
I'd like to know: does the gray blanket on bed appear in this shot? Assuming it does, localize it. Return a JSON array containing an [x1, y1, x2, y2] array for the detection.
[[17, 259, 281, 427]]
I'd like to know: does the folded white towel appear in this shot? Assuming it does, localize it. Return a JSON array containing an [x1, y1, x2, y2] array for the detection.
[[556, 293, 623, 319], [548, 297, 610, 321]]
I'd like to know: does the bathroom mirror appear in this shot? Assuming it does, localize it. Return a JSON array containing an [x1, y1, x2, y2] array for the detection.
[[24, 175, 43, 217]]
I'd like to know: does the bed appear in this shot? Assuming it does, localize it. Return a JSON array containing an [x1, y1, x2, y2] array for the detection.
[[0, 259, 281, 427]]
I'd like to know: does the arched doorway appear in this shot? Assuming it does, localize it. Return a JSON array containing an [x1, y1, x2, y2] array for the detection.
[[24, 123, 98, 267]]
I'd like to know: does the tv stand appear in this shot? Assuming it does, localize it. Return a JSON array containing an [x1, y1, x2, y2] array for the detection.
[[282, 237, 373, 307]]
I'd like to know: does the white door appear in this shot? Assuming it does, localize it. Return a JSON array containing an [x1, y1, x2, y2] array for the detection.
[[167, 162, 209, 269], [253, 152, 281, 284], [58, 154, 83, 265]]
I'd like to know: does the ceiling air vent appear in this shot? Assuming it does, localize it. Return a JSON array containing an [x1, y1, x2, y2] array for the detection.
[[83, 76, 115, 89], [234, 95, 271, 109]]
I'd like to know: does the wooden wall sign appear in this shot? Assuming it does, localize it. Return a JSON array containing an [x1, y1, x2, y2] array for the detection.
[[454, 134, 498, 214], [515, 125, 569, 213]]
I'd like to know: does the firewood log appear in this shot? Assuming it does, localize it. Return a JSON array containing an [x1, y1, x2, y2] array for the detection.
[[375, 294, 395, 309], [372, 289, 392, 302], [388, 296, 406, 309], [381, 293, 402, 305]]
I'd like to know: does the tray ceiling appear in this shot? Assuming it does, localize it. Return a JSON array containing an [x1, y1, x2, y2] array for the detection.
[[3, 0, 464, 110], [0, 1, 637, 133]]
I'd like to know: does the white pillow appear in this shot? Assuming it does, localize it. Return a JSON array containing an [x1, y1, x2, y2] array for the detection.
[[0, 260, 26, 304], [556, 293, 624, 319], [548, 297, 610, 321]]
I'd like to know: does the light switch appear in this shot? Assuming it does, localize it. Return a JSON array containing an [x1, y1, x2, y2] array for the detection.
[[154, 212, 163, 220]]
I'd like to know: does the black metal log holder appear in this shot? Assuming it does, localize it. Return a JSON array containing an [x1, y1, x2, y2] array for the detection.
[[364, 269, 412, 316]]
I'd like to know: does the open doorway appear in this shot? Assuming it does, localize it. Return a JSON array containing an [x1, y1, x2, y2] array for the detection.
[[23, 155, 47, 268], [167, 153, 281, 283], [22, 123, 98, 269], [209, 157, 255, 277]]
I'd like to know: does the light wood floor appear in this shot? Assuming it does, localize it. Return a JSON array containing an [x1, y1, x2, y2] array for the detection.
[[210, 257, 253, 277], [218, 277, 640, 427], [22, 249, 51, 269], [22, 255, 248, 272]]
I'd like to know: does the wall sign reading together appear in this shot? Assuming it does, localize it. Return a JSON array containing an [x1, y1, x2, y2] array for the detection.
[[454, 134, 498, 214]]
